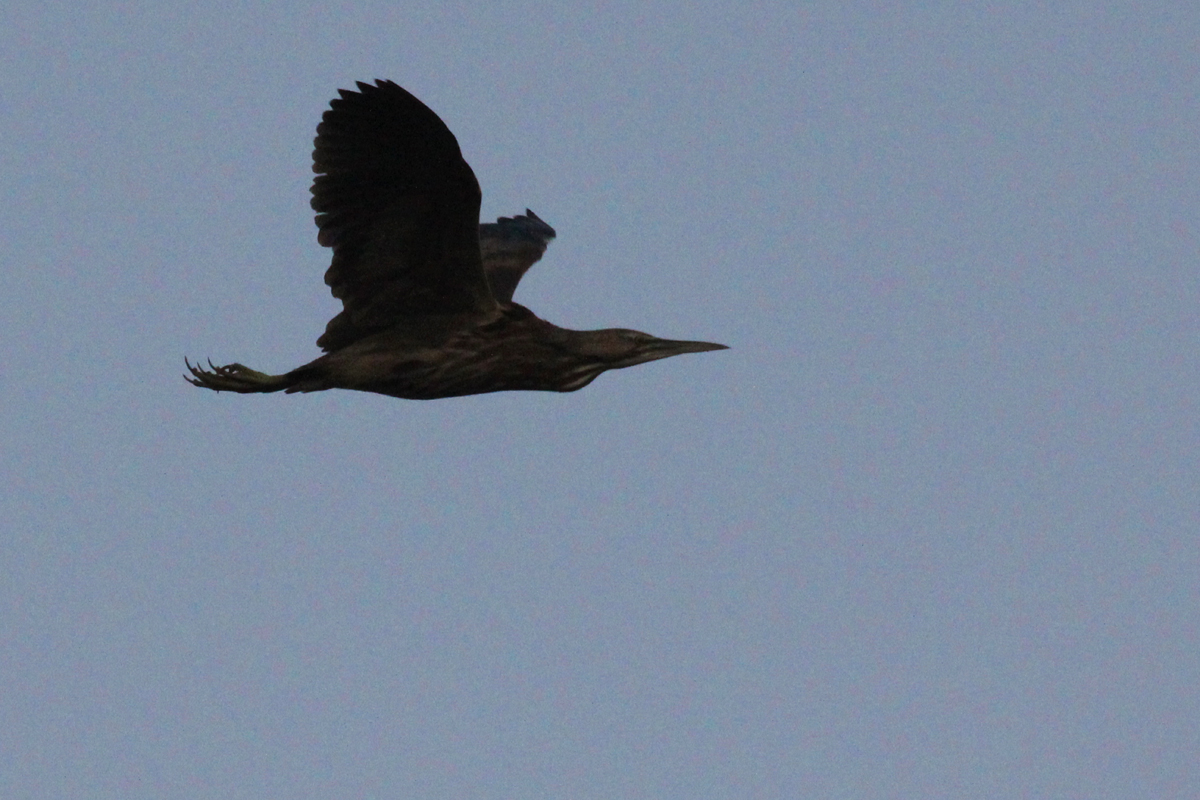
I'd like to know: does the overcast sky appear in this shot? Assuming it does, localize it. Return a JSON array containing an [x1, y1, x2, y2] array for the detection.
[[3, 2, 1198, 798]]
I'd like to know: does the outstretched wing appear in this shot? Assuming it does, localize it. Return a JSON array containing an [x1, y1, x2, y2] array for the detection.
[[311, 80, 496, 352], [479, 209, 557, 302]]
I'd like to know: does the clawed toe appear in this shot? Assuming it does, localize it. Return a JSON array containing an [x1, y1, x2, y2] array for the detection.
[[184, 357, 288, 394]]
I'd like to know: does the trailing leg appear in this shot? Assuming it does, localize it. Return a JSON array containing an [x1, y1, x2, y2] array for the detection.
[[184, 358, 293, 393]]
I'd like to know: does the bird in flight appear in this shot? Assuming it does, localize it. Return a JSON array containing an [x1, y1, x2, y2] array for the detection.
[[186, 80, 726, 400]]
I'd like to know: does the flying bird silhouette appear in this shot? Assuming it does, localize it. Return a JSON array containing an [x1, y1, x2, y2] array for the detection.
[[186, 80, 726, 400]]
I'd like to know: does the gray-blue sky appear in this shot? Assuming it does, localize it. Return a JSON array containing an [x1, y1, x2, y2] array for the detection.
[[3, 2, 1197, 797]]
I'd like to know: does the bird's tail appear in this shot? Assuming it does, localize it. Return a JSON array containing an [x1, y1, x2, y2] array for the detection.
[[184, 358, 295, 394]]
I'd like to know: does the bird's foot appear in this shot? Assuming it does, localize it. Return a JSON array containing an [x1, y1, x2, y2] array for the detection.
[[184, 358, 287, 393]]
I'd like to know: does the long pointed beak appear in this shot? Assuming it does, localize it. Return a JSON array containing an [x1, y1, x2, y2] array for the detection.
[[640, 337, 729, 364]]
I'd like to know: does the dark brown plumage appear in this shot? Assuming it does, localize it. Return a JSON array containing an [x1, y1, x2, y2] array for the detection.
[[186, 80, 726, 400]]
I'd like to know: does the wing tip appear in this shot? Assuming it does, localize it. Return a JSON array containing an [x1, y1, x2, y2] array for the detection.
[[490, 209, 557, 240]]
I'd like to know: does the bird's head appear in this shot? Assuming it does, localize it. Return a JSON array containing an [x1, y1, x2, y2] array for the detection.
[[573, 328, 728, 369]]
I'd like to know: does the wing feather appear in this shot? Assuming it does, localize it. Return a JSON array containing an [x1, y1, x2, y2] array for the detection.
[[311, 80, 496, 352], [479, 209, 557, 302]]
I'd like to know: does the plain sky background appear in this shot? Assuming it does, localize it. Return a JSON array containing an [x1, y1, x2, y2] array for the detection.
[[3, 2, 1198, 798]]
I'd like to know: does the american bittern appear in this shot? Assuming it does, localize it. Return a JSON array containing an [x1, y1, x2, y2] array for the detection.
[[186, 80, 726, 400]]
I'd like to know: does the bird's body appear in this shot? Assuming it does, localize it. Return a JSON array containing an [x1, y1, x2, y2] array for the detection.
[[187, 80, 725, 400]]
